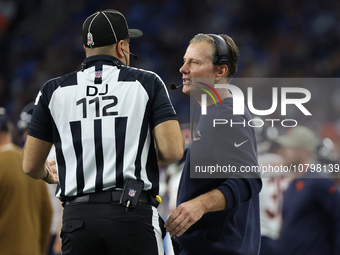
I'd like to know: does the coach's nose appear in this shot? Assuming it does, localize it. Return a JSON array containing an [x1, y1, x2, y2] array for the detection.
[[180, 61, 189, 74]]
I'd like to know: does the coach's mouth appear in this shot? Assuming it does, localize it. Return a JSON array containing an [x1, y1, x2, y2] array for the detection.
[[182, 78, 190, 85]]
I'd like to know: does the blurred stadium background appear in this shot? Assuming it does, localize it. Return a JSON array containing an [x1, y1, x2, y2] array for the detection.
[[1, 1, 340, 253], [1, 0, 340, 125]]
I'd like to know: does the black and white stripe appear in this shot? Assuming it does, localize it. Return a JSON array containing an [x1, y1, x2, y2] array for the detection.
[[29, 56, 177, 199]]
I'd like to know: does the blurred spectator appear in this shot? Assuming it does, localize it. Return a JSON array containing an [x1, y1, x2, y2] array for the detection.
[[276, 126, 340, 255], [15, 101, 34, 145], [16, 102, 63, 255], [0, 107, 53, 255], [315, 137, 340, 185], [0, 0, 17, 36], [258, 140, 290, 255], [255, 123, 290, 255]]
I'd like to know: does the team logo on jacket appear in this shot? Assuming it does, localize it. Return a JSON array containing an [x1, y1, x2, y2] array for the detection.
[[193, 130, 201, 141], [128, 189, 136, 197]]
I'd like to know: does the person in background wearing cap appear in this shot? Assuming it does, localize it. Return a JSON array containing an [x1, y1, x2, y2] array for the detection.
[[165, 33, 262, 255], [276, 125, 340, 255], [0, 107, 53, 255], [17, 102, 63, 255], [21, 9, 183, 254]]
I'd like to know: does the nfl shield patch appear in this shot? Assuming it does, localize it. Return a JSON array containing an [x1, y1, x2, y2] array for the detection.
[[128, 189, 136, 197], [87, 32, 94, 47], [95, 70, 102, 78]]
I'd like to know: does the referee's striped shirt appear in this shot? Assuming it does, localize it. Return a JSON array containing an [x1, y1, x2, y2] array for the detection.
[[28, 55, 178, 199]]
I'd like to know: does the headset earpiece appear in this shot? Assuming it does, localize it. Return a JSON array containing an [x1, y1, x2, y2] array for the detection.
[[208, 34, 229, 65]]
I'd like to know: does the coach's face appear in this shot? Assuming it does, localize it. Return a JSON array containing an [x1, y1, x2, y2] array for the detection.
[[180, 42, 219, 95]]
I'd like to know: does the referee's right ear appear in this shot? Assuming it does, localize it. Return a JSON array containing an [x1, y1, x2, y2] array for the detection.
[[115, 40, 125, 58]]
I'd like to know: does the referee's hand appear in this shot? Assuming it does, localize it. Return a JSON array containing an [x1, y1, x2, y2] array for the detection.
[[164, 198, 205, 237], [43, 159, 58, 184]]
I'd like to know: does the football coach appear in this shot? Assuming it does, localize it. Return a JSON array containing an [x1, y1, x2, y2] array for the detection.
[[165, 33, 262, 255]]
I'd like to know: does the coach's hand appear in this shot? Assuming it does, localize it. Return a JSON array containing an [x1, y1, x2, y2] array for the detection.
[[164, 198, 205, 237], [165, 189, 227, 237]]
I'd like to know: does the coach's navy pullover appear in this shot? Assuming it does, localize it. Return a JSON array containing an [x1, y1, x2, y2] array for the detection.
[[177, 97, 262, 255], [279, 171, 340, 255]]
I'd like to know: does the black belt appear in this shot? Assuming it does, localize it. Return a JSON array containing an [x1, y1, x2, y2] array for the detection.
[[63, 190, 156, 206]]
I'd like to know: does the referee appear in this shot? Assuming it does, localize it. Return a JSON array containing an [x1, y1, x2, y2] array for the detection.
[[22, 9, 184, 255]]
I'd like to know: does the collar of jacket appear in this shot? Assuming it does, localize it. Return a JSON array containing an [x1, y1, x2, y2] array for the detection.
[[81, 55, 124, 70]]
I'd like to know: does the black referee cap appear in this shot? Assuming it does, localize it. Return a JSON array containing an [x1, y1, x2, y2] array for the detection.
[[83, 9, 143, 48], [0, 107, 9, 132]]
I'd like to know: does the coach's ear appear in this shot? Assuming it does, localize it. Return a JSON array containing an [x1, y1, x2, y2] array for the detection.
[[215, 64, 228, 78]]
